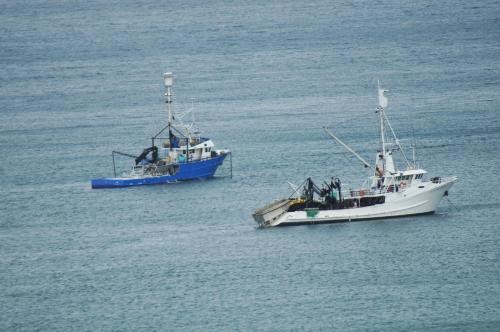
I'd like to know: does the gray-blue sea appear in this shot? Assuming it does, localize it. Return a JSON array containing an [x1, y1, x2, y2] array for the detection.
[[1, 0, 500, 330]]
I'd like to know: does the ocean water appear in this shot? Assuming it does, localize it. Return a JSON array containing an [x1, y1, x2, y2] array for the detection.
[[1, 0, 500, 330]]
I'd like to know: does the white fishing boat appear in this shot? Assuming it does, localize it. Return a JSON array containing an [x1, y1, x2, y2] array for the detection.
[[253, 83, 457, 227]]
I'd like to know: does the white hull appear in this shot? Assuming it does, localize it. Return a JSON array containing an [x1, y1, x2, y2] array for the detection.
[[257, 177, 456, 227]]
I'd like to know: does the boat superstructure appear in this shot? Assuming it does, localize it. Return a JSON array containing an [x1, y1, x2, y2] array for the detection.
[[91, 72, 230, 189], [253, 83, 456, 227]]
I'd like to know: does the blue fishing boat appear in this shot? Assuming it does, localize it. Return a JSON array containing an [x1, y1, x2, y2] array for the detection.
[[91, 72, 231, 189]]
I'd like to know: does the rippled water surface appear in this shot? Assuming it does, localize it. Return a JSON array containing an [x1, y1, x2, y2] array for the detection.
[[1, 0, 500, 330]]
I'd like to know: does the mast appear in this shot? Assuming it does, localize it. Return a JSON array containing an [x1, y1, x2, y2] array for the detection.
[[411, 122, 417, 168], [163, 72, 174, 150], [377, 80, 388, 173], [412, 142, 416, 168], [150, 72, 173, 148], [164, 72, 173, 126]]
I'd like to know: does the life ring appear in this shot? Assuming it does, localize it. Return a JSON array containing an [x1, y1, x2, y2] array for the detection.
[[359, 190, 365, 197], [400, 181, 406, 189]]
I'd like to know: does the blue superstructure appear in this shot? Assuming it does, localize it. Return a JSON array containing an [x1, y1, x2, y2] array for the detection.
[[90, 72, 230, 189]]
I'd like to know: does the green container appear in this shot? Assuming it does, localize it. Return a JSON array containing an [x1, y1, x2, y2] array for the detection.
[[305, 208, 319, 218]]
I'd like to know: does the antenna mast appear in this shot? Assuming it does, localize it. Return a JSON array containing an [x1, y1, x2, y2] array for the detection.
[[377, 81, 387, 155], [163, 72, 173, 126], [377, 81, 388, 173]]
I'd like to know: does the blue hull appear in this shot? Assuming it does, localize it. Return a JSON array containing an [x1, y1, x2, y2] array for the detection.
[[91, 155, 227, 189]]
